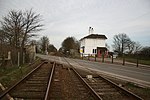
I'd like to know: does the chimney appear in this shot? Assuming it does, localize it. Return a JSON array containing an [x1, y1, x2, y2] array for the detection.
[[91, 28, 94, 34], [89, 27, 91, 34]]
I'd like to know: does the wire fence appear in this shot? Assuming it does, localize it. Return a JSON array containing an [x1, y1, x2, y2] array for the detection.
[[80, 54, 150, 68]]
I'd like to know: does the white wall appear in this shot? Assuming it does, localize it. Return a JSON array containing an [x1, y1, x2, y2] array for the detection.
[[80, 39, 85, 46], [80, 38, 106, 56]]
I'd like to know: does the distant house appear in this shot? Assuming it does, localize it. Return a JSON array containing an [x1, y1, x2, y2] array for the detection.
[[80, 34, 108, 57]]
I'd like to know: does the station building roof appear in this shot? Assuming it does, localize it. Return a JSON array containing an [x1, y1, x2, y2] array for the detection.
[[80, 34, 107, 41]]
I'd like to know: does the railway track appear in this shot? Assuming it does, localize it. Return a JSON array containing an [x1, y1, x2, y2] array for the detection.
[[0, 57, 144, 100], [64, 57, 143, 100], [48, 63, 98, 99], [0, 60, 102, 100], [0, 61, 55, 100]]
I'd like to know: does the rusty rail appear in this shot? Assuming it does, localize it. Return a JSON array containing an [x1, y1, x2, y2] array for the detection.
[[63, 57, 102, 100], [64, 57, 143, 100], [99, 75, 143, 100], [0, 61, 47, 99], [44, 62, 55, 100], [72, 68, 102, 100]]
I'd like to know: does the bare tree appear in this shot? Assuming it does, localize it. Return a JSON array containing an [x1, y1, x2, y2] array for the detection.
[[0, 30, 5, 44], [127, 41, 142, 54], [134, 42, 142, 53], [1, 10, 24, 47], [140, 46, 150, 59], [112, 33, 131, 55], [21, 9, 43, 50], [0, 9, 43, 64], [105, 43, 110, 51]]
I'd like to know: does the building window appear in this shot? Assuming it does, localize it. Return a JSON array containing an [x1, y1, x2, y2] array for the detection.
[[95, 49, 97, 54], [93, 49, 97, 54]]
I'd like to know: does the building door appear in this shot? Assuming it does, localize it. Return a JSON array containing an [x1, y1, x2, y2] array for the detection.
[[97, 47, 107, 58], [97, 50, 101, 57]]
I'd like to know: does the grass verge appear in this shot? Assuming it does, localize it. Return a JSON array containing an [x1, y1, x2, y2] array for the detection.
[[125, 82, 150, 100], [0, 59, 41, 88], [116, 57, 150, 66]]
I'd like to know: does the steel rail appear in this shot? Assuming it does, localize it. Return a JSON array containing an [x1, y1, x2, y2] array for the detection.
[[44, 62, 55, 100], [72, 68, 102, 100], [64, 57, 143, 100], [98, 75, 143, 100], [0, 61, 46, 99], [63, 57, 102, 100]]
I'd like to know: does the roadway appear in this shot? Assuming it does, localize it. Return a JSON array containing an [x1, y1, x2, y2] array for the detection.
[[37, 54, 150, 87]]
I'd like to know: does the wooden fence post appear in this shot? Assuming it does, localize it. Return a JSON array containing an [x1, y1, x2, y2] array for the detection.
[[112, 55, 114, 63], [102, 52, 104, 62], [122, 53, 125, 65]]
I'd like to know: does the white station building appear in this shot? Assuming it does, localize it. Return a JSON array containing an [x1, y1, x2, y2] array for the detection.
[[80, 33, 108, 57]]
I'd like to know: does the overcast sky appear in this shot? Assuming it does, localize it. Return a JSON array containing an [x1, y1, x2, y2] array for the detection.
[[0, 0, 150, 50]]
